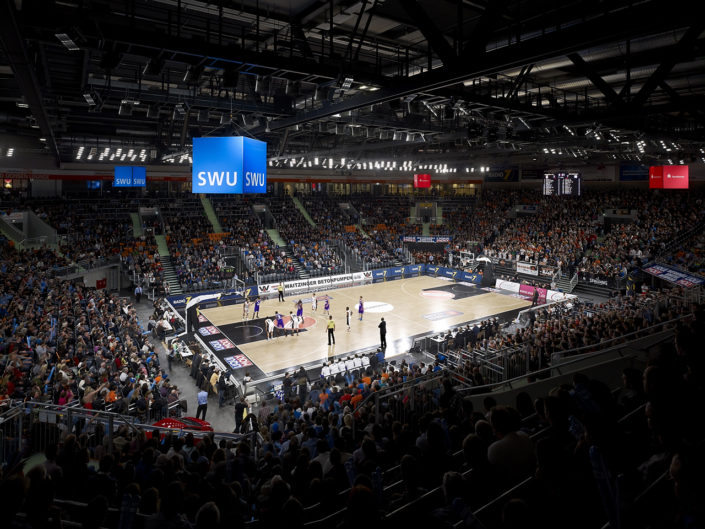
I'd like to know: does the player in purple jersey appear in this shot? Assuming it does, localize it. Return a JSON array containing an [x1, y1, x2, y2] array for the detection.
[[253, 297, 261, 318]]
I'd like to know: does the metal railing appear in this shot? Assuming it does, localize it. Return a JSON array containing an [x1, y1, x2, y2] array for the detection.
[[0, 400, 263, 465]]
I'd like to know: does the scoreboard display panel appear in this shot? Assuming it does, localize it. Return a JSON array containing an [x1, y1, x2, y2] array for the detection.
[[543, 172, 581, 196], [543, 173, 559, 195]]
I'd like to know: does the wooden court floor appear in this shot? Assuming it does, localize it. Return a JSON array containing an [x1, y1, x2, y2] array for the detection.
[[200, 276, 530, 375]]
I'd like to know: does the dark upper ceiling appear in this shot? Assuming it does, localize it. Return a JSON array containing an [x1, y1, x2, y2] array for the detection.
[[1, 0, 704, 171]]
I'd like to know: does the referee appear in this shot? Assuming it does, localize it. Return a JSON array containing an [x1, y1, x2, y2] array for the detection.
[[327, 315, 336, 345]]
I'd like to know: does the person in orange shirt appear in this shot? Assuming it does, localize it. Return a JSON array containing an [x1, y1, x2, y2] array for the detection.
[[350, 388, 364, 408]]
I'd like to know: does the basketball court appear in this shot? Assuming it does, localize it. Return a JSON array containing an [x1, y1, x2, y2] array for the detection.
[[197, 276, 530, 377]]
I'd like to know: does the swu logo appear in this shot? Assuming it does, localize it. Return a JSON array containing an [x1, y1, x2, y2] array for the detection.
[[245, 172, 265, 186], [115, 177, 132, 185], [197, 171, 238, 187]]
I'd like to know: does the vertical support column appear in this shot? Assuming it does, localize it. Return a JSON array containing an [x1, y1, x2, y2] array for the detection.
[[256, 0, 260, 52], [329, 0, 334, 57]]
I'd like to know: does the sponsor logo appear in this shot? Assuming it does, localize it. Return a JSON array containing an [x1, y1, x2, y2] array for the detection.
[[223, 354, 253, 369], [587, 277, 609, 286], [192, 137, 266, 194], [209, 338, 235, 351], [197, 315, 208, 323], [198, 326, 219, 336]]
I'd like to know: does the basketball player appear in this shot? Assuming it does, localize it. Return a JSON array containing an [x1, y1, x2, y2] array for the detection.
[[275, 311, 285, 337], [253, 297, 261, 319], [296, 299, 304, 319], [346, 306, 352, 331], [242, 298, 250, 320], [311, 294, 318, 313], [323, 295, 330, 316], [358, 296, 364, 321], [288, 311, 296, 337], [292, 313, 301, 336], [265, 316, 274, 340]]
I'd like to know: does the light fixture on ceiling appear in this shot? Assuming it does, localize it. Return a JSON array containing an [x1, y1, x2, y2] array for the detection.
[[55, 32, 80, 51], [118, 102, 133, 116]]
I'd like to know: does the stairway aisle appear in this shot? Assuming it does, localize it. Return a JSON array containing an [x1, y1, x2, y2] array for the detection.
[[266, 228, 286, 248], [284, 246, 310, 278], [160, 256, 183, 295], [291, 196, 316, 227], [154, 234, 183, 294], [130, 212, 143, 237], [200, 195, 223, 233]]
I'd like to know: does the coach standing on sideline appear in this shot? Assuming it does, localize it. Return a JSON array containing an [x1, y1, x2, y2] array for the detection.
[[378, 317, 387, 349]]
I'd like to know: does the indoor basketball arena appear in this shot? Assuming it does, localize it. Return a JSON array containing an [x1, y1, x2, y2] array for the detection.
[[1, 1, 704, 528]]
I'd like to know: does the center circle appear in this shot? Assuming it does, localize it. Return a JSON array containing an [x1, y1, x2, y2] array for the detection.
[[241, 325, 264, 337]]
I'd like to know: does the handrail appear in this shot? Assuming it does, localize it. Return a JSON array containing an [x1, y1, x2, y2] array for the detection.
[[457, 321, 681, 396], [550, 313, 689, 363]]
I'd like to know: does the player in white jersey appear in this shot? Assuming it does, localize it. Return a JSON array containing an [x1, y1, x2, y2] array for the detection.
[[311, 294, 318, 312], [292, 313, 301, 335], [265, 317, 274, 340], [242, 298, 250, 320], [345, 306, 352, 331]]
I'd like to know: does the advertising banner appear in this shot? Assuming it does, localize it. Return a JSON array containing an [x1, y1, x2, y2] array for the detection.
[[649, 166, 664, 189], [166, 289, 248, 309], [494, 279, 520, 293], [402, 236, 451, 243], [113, 166, 133, 187], [404, 264, 424, 276], [495, 279, 573, 301], [539, 265, 557, 278], [659, 165, 689, 189], [414, 174, 432, 188], [192, 136, 267, 194], [485, 168, 519, 182], [113, 166, 146, 187], [518, 284, 547, 303], [516, 261, 539, 276], [131, 167, 146, 187], [642, 263, 704, 287], [461, 271, 482, 284], [620, 164, 649, 181]]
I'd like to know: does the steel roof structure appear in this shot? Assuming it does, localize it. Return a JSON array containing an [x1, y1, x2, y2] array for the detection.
[[1, 0, 704, 171]]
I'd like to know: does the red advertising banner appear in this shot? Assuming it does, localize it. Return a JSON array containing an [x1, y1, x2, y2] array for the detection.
[[414, 173, 431, 188], [649, 165, 689, 189], [649, 166, 663, 189], [662, 165, 689, 189], [518, 284, 547, 303]]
